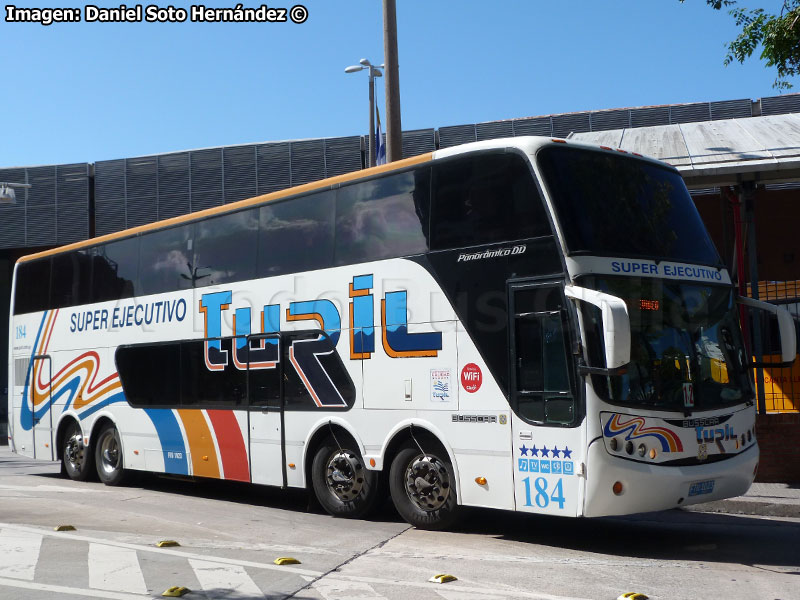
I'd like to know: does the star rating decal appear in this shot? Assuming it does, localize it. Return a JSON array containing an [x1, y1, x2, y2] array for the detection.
[[519, 442, 574, 461]]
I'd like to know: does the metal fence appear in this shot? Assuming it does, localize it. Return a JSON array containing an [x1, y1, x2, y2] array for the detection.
[[2, 93, 798, 246], [751, 280, 800, 412]]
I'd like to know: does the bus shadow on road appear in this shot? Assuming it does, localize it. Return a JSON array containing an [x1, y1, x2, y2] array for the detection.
[[51, 469, 409, 524], [450, 506, 800, 569]]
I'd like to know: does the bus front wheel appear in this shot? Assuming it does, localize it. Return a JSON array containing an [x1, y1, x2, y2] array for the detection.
[[94, 423, 127, 486], [62, 420, 93, 482], [389, 443, 459, 530], [311, 436, 379, 519]]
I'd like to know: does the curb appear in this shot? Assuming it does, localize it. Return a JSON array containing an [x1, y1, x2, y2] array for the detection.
[[683, 500, 800, 519]]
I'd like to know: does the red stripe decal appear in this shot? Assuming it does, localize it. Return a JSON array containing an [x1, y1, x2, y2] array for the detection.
[[206, 410, 250, 482]]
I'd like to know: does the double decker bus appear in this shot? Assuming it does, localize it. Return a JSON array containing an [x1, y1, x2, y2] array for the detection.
[[8, 137, 795, 529]]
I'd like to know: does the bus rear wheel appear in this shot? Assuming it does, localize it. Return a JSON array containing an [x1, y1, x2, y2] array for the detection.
[[389, 443, 459, 530], [94, 423, 127, 486], [62, 420, 93, 481], [311, 436, 379, 519]]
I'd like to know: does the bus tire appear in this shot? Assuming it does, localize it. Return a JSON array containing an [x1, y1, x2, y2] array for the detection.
[[389, 443, 459, 530], [311, 436, 379, 519], [61, 420, 93, 482], [94, 423, 127, 486]]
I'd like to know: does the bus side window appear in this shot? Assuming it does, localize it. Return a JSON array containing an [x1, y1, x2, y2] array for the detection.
[[258, 190, 335, 277], [116, 342, 181, 407], [13, 257, 51, 315], [192, 209, 258, 287], [180, 339, 246, 406], [334, 168, 430, 265], [138, 224, 194, 295], [51, 250, 92, 309], [512, 286, 576, 426], [92, 237, 139, 302], [431, 153, 550, 251]]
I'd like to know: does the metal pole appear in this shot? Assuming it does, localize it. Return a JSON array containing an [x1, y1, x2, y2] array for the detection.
[[743, 182, 767, 415], [368, 69, 375, 168], [383, 0, 402, 162]]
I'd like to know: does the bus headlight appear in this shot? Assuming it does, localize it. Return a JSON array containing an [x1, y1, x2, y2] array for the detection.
[[637, 443, 646, 457], [609, 438, 618, 451], [625, 441, 634, 455]]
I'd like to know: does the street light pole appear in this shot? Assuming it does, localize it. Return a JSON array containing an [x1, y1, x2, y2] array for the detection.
[[383, 0, 402, 163], [345, 59, 383, 168], [368, 66, 375, 168]]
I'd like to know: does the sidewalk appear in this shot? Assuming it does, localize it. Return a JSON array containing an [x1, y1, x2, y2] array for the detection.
[[684, 482, 800, 518]]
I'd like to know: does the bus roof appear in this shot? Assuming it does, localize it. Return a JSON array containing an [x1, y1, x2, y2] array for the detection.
[[16, 136, 670, 264]]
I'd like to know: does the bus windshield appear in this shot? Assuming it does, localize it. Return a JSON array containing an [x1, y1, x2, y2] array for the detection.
[[579, 276, 753, 412], [537, 145, 721, 266]]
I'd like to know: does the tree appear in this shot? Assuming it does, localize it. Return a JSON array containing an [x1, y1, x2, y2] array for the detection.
[[696, 0, 800, 89]]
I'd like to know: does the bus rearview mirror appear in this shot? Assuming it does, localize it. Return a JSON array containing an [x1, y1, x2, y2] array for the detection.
[[564, 285, 631, 370], [736, 296, 797, 366]]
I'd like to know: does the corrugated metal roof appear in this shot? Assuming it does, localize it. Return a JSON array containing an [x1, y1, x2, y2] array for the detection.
[[573, 113, 800, 187]]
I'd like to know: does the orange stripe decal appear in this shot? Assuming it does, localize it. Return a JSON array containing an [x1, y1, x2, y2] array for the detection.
[[178, 409, 220, 479]]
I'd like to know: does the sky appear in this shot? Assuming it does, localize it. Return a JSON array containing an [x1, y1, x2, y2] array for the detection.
[[1, 0, 795, 168]]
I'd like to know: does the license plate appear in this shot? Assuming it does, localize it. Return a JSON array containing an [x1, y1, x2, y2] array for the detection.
[[688, 480, 715, 497]]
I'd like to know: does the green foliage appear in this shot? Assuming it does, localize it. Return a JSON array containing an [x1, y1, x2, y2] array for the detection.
[[692, 0, 800, 89]]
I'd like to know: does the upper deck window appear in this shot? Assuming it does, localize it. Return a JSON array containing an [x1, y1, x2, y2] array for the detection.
[[537, 146, 721, 266], [430, 152, 550, 251], [335, 169, 430, 265]]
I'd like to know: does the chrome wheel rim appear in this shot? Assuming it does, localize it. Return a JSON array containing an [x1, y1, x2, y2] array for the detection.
[[65, 431, 85, 472], [99, 431, 121, 476], [325, 450, 364, 502], [404, 454, 451, 512]]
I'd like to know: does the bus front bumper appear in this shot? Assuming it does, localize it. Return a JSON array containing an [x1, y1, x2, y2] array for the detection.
[[582, 440, 758, 517]]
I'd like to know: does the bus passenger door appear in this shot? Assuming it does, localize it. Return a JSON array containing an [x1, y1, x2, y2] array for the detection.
[[247, 333, 285, 488], [508, 281, 585, 517], [32, 355, 54, 461]]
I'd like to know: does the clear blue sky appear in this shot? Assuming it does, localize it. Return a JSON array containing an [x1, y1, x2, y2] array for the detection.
[[1, 0, 793, 167]]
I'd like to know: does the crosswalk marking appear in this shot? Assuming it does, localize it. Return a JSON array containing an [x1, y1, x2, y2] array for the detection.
[[0, 522, 588, 600], [0, 576, 148, 600], [189, 559, 262, 599], [314, 578, 389, 600], [0, 528, 43, 580], [88, 543, 147, 595], [0, 522, 321, 577]]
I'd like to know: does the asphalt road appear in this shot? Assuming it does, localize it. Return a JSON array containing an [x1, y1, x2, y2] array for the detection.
[[1, 446, 798, 600]]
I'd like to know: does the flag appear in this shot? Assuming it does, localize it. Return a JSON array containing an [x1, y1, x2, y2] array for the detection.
[[375, 106, 387, 166]]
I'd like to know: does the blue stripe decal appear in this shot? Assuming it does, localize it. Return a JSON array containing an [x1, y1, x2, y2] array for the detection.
[[19, 312, 50, 432], [143, 409, 189, 475], [77, 392, 127, 421]]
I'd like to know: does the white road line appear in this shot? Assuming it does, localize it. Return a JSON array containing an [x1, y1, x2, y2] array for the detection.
[[326, 575, 592, 600], [0, 484, 106, 494], [0, 528, 43, 580], [0, 522, 590, 600], [189, 559, 263, 599], [88, 543, 148, 595], [0, 522, 321, 578], [314, 578, 389, 600], [435, 589, 508, 600], [0, 577, 150, 600]]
